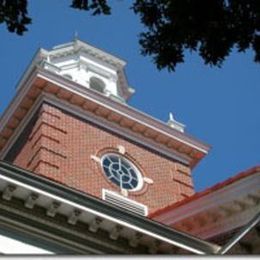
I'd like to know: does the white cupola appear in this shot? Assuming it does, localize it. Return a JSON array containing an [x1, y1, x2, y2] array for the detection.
[[22, 39, 135, 103]]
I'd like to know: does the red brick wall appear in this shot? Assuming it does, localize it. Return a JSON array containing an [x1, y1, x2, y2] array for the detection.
[[5, 103, 194, 213]]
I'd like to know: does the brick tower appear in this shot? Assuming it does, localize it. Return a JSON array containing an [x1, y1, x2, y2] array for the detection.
[[0, 39, 209, 215]]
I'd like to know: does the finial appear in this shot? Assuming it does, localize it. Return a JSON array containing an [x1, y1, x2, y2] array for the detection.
[[74, 31, 79, 41], [167, 112, 185, 133], [167, 112, 175, 128], [169, 112, 175, 122]]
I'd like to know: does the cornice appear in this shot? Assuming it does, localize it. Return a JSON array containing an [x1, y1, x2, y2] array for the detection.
[[0, 160, 221, 254], [153, 171, 260, 224], [36, 68, 210, 153], [193, 207, 260, 240], [42, 93, 191, 164], [151, 170, 260, 240], [0, 66, 210, 168], [50, 39, 126, 68], [0, 92, 189, 166]]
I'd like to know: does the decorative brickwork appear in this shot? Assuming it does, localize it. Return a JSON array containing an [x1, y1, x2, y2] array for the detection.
[[5, 102, 195, 213]]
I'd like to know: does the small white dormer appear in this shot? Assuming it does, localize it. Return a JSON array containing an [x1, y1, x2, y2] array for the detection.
[[29, 39, 135, 103]]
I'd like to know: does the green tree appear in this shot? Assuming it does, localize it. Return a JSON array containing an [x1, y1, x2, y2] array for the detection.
[[1, 0, 260, 71]]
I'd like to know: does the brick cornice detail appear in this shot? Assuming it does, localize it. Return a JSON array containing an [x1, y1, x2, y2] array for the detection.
[[0, 67, 209, 168]]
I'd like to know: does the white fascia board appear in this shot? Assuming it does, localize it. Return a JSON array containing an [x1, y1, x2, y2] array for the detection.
[[43, 93, 190, 165], [15, 49, 43, 91], [0, 233, 53, 254], [0, 86, 189, 165], [0, 94, 44, 159], [75, 39, 126, 67], [37, 69, 209, 155], [118, 69, 133, 100], [49, 40, 126, 68], [0, 69, 38, 133], [0, 65, 208, 163], [0, 172, 218, 255]]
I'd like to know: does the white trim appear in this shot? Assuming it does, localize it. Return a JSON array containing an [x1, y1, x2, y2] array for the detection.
[[0, 93, 189, 165], [100, 153, 144, 192], [0, 233, 53, 254], [90, 155, 101, 163], [0, 67, 208, 166], [196, 207, 260, 239], [102, 189, 148, 216], [0, 69, 37, 134], [37, 71, 209, 154], [0, 94, 44, 160], [154, 172, 260, 224], [143, 177, 154, 184], [42, 93, 190, 164], [0, 173, 206, 254], [117, 145, 126, 154], [0, 92, 189, 165], [50, 40, 126, 67], [87, 62, 114, 79]]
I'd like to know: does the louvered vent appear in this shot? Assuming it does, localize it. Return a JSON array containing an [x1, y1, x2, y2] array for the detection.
[[102, 189, 148, 216]]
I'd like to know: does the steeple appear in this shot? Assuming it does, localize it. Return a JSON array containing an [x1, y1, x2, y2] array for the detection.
[[0, 39, 210, 217]]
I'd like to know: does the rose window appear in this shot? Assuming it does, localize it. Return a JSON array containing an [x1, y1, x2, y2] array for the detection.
[[101, 153, 143, 191]]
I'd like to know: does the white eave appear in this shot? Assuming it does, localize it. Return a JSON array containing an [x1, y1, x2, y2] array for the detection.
[[151, 167, 260, 240], [0, 161, 220, 254], [50, 39, 127, 68], [0, 65, 210, 167]]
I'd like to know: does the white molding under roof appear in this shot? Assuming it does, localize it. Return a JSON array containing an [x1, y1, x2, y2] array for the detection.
[[0, 162, 257, 255], [36, 69, 210, 155], [51, 39, 127, 67], [154, 171, 260, 223], [0, 233, 53, 254], [0, 92, 189, 165], [0, 65, 210, 168], [152, 168, 260, 240], [0, 161, 221, 254]]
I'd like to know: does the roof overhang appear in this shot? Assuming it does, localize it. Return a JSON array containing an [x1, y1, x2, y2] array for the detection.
[[0, 161, 220, 254], [49, 39, 127, 67], [0, 65, 210, 168], [150, 166, 260, 242]]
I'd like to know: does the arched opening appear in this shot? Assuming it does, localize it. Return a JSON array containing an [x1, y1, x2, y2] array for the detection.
[[89, 77, 105, 93]]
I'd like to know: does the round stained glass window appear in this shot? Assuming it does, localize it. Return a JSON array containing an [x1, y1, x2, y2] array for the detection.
[[101, 153, 143, 191]]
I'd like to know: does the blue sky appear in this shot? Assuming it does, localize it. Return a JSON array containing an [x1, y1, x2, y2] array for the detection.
[[0, 1, 259, 191]]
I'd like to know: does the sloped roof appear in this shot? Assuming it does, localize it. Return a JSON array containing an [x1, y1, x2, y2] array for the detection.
[[0, 160, 220, 254], [149, 165, 260, 218]]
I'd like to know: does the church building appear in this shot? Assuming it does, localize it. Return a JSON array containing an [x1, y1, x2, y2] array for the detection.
[[0, 39, 259, 254]]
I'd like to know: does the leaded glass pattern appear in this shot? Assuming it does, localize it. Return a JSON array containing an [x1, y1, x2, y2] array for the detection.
[[101, 154, 143, 191]]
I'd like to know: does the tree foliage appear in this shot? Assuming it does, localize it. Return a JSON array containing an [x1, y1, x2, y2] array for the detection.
[[0, 0, 31, 35], [133, 0, 260, 70], [1, 0, 260, 71]]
